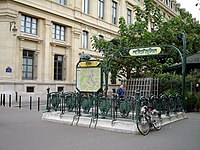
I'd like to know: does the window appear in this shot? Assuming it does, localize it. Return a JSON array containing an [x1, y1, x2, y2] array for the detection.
[[98, 0, 104, 19], [165, 0, 168, 5], [175, 5, 178, 12], [82, 0, 89, 14], [168, 0, 171, 6], [57, 87, 64, 92], [54, 55, 63, 80], [127, 9, 132, 25], [112, 1, 117, 24], [58, 0, 65, 5], [52, 24, 65, 41], [82, 30, 88, 49], [21, 15, 37, 35], [26, 87, 34, 93], [22, 50, 34, 80], [171, 1, 175, 9]]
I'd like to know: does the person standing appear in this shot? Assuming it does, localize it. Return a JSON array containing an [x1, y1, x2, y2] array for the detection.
[[117, 84, 125, 98]]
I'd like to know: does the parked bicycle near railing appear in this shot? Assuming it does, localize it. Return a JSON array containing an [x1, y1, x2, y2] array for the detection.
[[136, 97, 162, 136]]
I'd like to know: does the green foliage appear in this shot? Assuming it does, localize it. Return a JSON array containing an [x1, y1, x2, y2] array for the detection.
[[188, 71, 200, 80], [155, 8, 200, 55], [155, 72, 200, 112], [91, 0, 200, 82], [134, 0, 163, 26], [156, 72, 200, 94], [163, 89, 177, 95], [195, 93, 200, 108], [184, 91, 200, 112], [155, 73, 182, 94]]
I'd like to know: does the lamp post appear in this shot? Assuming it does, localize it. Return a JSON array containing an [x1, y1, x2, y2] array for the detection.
[[105, 58, 109, 97], [159, 33, 187, 112], [182, 33, 186, 112], [177, 33, 186, 111], [104, 38, 121, 97]]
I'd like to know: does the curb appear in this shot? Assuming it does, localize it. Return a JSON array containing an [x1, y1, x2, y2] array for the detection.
[[42, 111, 187, 134]]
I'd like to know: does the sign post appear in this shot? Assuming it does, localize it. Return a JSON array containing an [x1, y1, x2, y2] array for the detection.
[[129, 47, 161, 56], [76, 60, 102, 93]]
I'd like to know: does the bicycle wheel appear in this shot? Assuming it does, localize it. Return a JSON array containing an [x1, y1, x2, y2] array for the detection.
[[137, 115, 150, 136], [152, 116, 162, 131]]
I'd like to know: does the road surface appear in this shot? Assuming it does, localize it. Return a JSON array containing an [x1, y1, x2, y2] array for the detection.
[[0, 106, 200, 150]]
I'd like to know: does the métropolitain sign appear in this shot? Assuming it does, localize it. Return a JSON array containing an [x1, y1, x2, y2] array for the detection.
[[129, 47, 161, 56]]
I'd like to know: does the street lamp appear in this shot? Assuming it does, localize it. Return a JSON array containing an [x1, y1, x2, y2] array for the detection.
[[196, 82, 199, 93], [104, 38, 120, 96]]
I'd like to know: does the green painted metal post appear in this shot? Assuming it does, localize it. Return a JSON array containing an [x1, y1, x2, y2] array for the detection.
[[3, 94, 5, 106], [19, 96, 22, 109], [161, 39, 187, 112], [104, 39, 119, 97], [61, 92, 65, 115], [95, 94, 99, 118], [46, 87, 50, 112], [182, 33, 186, 112], [0, 94, 2, 106], [77, 94, 81, 116], [135, 89, 141, 123], [112, 95, 117, 121], [38, 97, 40, 111], [105, 57, 110, 97], [131, 96, 135, 120], [9, 95, 11, 107], [30, 96, 32, 110]]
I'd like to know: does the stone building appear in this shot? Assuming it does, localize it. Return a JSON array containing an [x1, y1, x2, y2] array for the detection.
[[0, 0, 180, 99]]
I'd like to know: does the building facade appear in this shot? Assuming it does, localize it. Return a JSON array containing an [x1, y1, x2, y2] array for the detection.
[[0, 0, 180, 99]]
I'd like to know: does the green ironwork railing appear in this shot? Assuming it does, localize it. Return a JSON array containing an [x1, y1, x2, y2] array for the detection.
[[45, 89, 183, 122]]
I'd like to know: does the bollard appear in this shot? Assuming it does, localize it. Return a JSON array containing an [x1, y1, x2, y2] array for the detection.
[[15, 92, 18, 102], [131, 96, 135, 120], [160, 94, 168, 115], [30, 96, 32, 110], [112, 95, 117, 121], [19, 96, 22, 108], [38, 97, 40, 111], [9, 95, 11, 107], [158, 95, 162, 114], [74, 93, 78, 115], [3, 94, 5, 106], [93, 95, 99, 119], [135, 89, 141, 123], [77, 95, 81, 116], [46, 87, 50, 112], [95, 94, 99, 119], [0, 94, 2, 106], [61, 92, 64, 114]]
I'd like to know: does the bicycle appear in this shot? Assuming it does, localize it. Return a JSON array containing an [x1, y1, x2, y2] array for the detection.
[[136, 105, 162, 136]]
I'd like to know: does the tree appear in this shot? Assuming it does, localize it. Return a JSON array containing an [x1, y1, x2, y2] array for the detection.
[[154, 8, 200, 56], [92, 0, 200, 83]]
